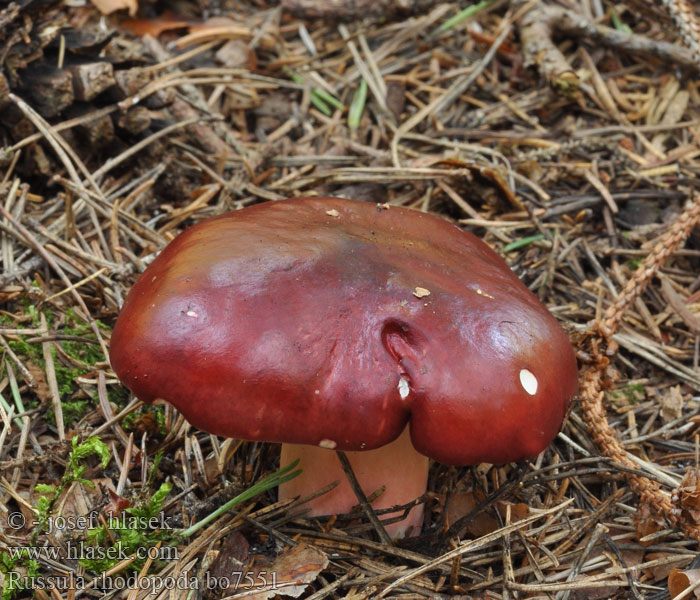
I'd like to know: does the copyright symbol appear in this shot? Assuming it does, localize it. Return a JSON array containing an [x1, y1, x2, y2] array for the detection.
[[7, 512, 26, 529]]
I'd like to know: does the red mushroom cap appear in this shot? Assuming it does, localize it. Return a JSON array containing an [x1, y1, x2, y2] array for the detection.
[[110, 197, 578, 465]]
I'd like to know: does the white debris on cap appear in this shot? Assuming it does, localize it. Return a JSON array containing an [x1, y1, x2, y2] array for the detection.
[[475, 288, 495, 299], [413, 287, 431, 298], [319, 439, 337, 449], [398, 377, 410, 399], [186, 310, 198, 318], [519, 369, 538, 396], [326, 209, 340, 217]]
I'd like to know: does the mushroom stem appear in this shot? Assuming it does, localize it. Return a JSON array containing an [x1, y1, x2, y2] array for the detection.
[[278, 427, 429, 538]]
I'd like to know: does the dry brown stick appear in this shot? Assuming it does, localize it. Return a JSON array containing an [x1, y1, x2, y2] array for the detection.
[[335, 450, 393, 546], [579, 194, 700, 542], [520, 6, 579, 93], [281, 0, 438, 20], [519, 3, 698, 94], [553, 5, 697, 70]]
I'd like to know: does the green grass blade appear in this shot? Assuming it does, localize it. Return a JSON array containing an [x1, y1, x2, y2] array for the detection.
[[179, 460, 302, 538], [310, 92, 332, 116], [503, 233, 546, 253], [313, 88, 344, 111], [348, 79, 368, 129], [610, 9, 632, 34], [439, 0, 494, 32]]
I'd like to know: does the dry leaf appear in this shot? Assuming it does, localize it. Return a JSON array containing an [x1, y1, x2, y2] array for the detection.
[[570, 584, 620, 600], [445, 491, 498, 536], [216, 40, 257, 70], [669, 567, 700, 598], [445, 491, 529, 537], [676, 468, 700, 522], [90, 0, 138, 17], [635, 503, 665, 546], [104, 488, 130, 516], [645, 551, 682, 581], [26, 360, 51, 404], [208, 544, 327, 600], [660, 275, 700, 333], [660, 385, 684, 424], [120, 16, 190, 37], [413, 287, 430, 298], [252, 544, 327, 598]]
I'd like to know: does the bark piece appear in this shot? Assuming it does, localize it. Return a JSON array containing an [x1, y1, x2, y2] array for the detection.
[[70, 62, 116, 101], [113, 67, 151, 99], [76, 111, 116, 150], [21, 65, 74, 117], [117, 106, 151, 135]]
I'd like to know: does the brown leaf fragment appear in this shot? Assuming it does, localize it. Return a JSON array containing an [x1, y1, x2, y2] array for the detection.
[[570, 584, 620, 600], [25, 360, 50, 403], [120, 16, 190, 37], [445, 491, 530, 538], [676, 469, 700, 521], [225, 544, 328, 600], [216, 40, 257, 70], [669, 567, 700, 598], [660, 385, 684, 424], [645, 552, 679, 581], [635, 503, 665, 546], [105, 488, 130, 515], [660, 275, 700, 333], [445, 491, 499, 537]]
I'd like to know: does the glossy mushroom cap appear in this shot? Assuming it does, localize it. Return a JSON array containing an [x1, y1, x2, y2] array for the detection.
[[110, 197, 578, 465]]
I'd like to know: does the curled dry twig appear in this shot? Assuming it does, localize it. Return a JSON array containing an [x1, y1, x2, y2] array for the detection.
[[578, 194, 700, 542], [519, 2, 699, 93]]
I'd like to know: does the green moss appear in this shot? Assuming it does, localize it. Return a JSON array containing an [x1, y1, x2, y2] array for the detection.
[[80, 481, 175, 574], [46, 399, 90, 426], [0, 549, 40, 600], [122, 406, 167, 436], [60, 310, 110, 367], [32, 437, 111, 544], [105, 384, 130, 410], [608, 382, 646, 405]]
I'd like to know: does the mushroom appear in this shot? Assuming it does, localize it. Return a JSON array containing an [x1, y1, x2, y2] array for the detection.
[[110, 197, 578, 537]]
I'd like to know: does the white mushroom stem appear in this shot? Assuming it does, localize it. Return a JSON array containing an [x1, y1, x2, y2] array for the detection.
[[278, 427, 429, 538]]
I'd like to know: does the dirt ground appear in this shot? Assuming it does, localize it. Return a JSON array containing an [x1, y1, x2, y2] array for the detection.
[[1, 0, 700, 598]]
